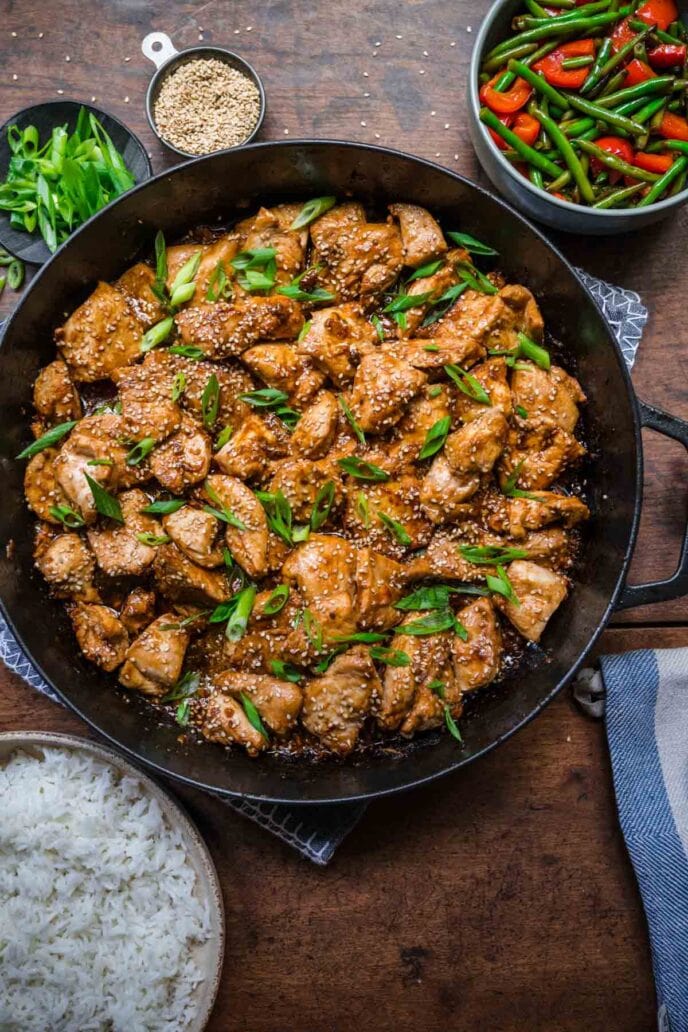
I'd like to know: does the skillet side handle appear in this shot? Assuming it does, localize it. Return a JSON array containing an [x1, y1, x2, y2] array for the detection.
[[616, 399, 688, 611]]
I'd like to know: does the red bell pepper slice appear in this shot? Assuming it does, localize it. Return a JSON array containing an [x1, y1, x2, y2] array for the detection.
[[533, 39, 595, 88], [635, 0, 679, 31], [633, 152, 674, 173], [648, 43, 687, 68], [590, 136, 635, 183], [659, 111, 688, 141], [624, 58, 657, 85], [511, 111, 540, 148], [610, 18, 638, 51], [479, 75, 532, 115]]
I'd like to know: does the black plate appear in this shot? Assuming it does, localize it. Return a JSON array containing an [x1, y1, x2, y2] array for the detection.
[[0, 141, 686, 804], [0, 100, 152, 265]]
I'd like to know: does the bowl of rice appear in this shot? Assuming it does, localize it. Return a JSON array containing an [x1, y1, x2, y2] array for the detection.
[[0, 732, 224, 1032]]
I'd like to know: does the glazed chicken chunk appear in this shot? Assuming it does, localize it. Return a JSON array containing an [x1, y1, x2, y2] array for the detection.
[[26, 197, 590, 761]]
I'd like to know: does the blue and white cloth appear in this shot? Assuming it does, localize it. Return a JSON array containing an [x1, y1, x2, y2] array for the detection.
[[0, 271, 647, 865], [602, 650, 688, 1032]]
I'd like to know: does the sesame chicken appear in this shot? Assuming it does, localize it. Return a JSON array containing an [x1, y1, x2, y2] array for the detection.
[[27, 199, 589, 759], [70, 603, 129, 672], [32, 359, 82, 434]]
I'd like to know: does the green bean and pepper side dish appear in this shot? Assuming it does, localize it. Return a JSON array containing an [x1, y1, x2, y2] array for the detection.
[[478, 0, 688, 208]]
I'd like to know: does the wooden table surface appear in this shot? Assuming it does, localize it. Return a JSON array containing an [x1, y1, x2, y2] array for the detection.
[[2, 2, 688, 1029]]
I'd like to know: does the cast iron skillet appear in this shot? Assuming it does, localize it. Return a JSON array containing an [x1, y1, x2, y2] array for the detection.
[[1, 141, 687, 804]]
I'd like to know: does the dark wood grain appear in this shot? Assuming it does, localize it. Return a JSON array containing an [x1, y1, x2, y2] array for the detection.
[[1, 1, 687, 1028]]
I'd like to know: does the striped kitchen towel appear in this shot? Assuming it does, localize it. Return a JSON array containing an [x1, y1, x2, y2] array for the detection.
[[601, 649, 688, 1032], [0, 270, 647, 864]]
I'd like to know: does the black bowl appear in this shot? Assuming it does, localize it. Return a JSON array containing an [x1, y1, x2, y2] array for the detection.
[[0, 100, 152, 266]]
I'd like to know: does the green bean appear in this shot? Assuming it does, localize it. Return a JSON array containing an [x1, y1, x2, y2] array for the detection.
[[561, 116, 597, 137], [668, 98, 682, 111], [595, 69, 628, 98], [514, 0, 612, 28], [493, 40, 559, 92], [629, 18, 676, 45], [561, 55, 595, 69], [645, 139, 668, 152], [664, 140, 688, 154], [638, 155, 688, 204], [479, 107, 563, 175], [529, 166, 545, 189], [576, 139, 661, 180], [509, 59, 647, 133], [581, 37, 613, 92], [594, 75, 675, 107], [669, 20, 681, 38], [670, 167, 687, 194], [483, 42, 538, 72], [592, 182, 646, 206], [547, 169, 573, 191], [630, 95, 671, 124], [586, 22, 653, 90], [633, 40, 649, 61], [525, 0, 549, 17], [486, 9, 628, 61], [532, 106, 596, 201]]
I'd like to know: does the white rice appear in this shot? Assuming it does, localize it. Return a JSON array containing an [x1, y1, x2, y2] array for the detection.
[[0, 746, 212, 1031]]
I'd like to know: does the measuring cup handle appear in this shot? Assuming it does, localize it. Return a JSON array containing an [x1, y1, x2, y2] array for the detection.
[[141, 32, 178, 69]]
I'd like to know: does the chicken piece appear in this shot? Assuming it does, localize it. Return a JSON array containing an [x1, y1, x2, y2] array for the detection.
[[118, 614, 189, 697], [56, 281, 145, 382], [290, 390, 339, 458], [401, 678, 461, 736], [498, 418, 586, 491], [420, 455, 481, 523], [452, 358, 512, 424], [34, 532, 98, 601], [163, 506, 224, 568], [53, 425, 117, 525], [393, 255, 462, 337], [354, 548, 407, 630], [24, 449, 69, 524], [389, 203, 447, 267], [241, 343, 325, 406], [115, 262, 166, 327], [282, 535, 358, 642], [452, 598, 502, 694], [345, 475, 433, 557], [150, 415, 212, 493], [70, 602, 129, 672], [86, 489, 160, 577], [212, 670, 302, 735], [507, 492, 590, 539], [297, 303, 376, 387], [406, 530, 494, 583], [510, 362, 586, 433], [203, 474, 269, 578], [370, 389, 451, 472], [241, 206, 306, 284], [32, 359, 82, 432], [308, 202, 366, 250], [444, 408, 508, 475], [119, 587, 157, 635], [153, 543, 230, 606], [301, 646, 381, 755], [376, 632, 455, 733], [214, 412, 289, 481], [389, 335, 485, 372], [115, 361, 182, 443], [268, 457, 341, 523], [165, 233, 241, 302], [175, 295, 303, 360], [313, 215, 404, 300], [349, 352, 427, 434], [424, 283, 543, 358], [494, 560, 568, 642], [520, 528, 574, 569], [201, 693, 267, 754]]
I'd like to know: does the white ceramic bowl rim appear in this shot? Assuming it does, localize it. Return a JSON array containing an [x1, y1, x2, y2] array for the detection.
[[470, 0, 688, 219]]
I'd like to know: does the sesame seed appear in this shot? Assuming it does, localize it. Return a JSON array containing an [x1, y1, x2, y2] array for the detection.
[[234, 28, 240, 33], [65, 55, 70, 61], [444, 123, 450, 129], [450, 41, 456, 46], [363, 92, 370, 97], [284, 128, 289, 134], [12, 73, 17, 80], [454, 153, 459, 160], [375, 40, 381, 46], [395, 33, 402, 39], [363, 72, 369, 77], [246, 25, 253, 30], [57, 89, 64, 94], [11, 31, 17, 37], [124, 56, 131, 62], [124, 96, 130, 103], [360, 121, 366, 127], [467, 25, 473, 32], [38, 31, 44, 38], [419, 69, 425, 74], [374, 133, 380, 139], [92, 96, 97, 102], [423, 50, 428, 57], [431, 110, 436, 116], [435, 152, 440, 156]]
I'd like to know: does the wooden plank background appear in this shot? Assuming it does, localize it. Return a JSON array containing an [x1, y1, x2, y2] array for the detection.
[[1, 1, 687, 1028]]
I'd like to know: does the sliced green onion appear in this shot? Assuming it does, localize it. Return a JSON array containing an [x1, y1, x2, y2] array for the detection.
[[517, 332, 551, 370], [49, 504, 85, 528], [418, 416, 451, 460], [446, 230, 498, 256], [290, 196, 337, 229], [140, 316, 174, 353], [140, 498, 185, 515], [444, 364, 491, 404], [16, 419, 77, 459], [370, 646, 411, 666], [226, 586, 257, 642], [337, 395, 366, 445], [356, 491, 371, 528], [337, 456, 390, 481], [84, 473, 123, 523], [407, 259, 444, 281], [135, 532, 171, 546], [377, 510, 412, 546], [269, 658, 303, 682], [459, 544, 528, 564], [201, 373, 220, 428], [240, 691, 269, 739], [486, 564, 520, 606], [7, 259, 24, 289], [310, 480, 336, 530], [263, 584, 290, 615], [170, 251, 201, 293], [125, 437, 156, 466]]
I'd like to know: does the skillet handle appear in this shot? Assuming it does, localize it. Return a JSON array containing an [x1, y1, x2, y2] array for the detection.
[[616, 399, 688, 610]]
